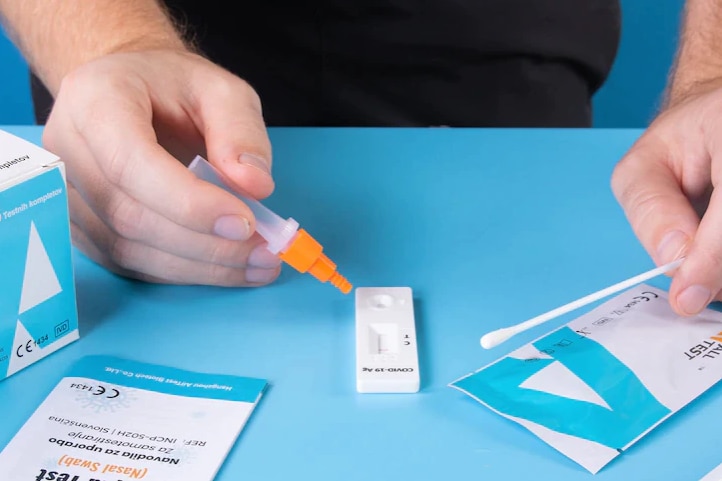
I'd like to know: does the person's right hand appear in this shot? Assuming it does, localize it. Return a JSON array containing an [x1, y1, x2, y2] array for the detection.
[[44, 48, 282, 286]]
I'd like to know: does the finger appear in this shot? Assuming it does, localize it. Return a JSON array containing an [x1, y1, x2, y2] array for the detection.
[[68, 195, 169, 284], [189, 70, 274, 199], [45, 90, 260, 240], [70, 195, 281, 286], [70, 219, 170, 284], [611, 138, 700, 270], [68, 178, 281, 269], [668, 185, 722, 315]]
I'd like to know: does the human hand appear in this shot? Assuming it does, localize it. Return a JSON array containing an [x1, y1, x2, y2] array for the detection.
[[612, 81, 722, 316], [44, 48, 282, 286]]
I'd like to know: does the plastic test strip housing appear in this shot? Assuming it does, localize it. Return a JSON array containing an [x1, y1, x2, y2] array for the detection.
[[355, 287, 419, 393]]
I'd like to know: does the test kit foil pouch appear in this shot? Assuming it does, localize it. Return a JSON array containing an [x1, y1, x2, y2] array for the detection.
[[450, 284, 722, 473]]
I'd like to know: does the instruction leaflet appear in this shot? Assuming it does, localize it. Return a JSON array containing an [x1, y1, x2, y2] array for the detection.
[[0, 355, 267, 480]]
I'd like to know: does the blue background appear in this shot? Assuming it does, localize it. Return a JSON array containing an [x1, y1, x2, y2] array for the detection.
[[0, 0, 686, 127], [4, 125, 722, 480]]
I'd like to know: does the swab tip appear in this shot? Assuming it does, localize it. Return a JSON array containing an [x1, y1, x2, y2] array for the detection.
[[479, 335, 495, 349], [480, 329, 512, 349]]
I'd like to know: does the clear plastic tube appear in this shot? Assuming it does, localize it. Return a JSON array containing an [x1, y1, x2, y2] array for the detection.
[[188, 155, 351, 293], [188, 155, 299, 254]]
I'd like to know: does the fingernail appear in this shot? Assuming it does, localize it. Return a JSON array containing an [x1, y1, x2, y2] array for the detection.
[[677, 285, 712, 315], [240, 153, 271, 175], [246, 267, 279, 284], [213, 215, 250, 240], [249, 243, 281, 268], [656, 230, 688, 264]]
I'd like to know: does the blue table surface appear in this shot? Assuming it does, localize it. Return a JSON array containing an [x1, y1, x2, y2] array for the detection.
[[1, 125, 717, 481]]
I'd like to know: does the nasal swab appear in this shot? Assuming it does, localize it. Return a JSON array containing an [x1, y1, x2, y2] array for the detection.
[[479, 258, 685, 349]]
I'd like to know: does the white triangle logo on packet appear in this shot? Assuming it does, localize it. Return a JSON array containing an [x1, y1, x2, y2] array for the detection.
[[519, 360, 611, 409], [6, 319, 43, 376], [18, 221, 62, 314]]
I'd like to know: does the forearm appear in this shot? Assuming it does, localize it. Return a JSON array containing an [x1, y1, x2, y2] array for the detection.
[[0, 0, 187, 96], [666, 0, 722, 106]]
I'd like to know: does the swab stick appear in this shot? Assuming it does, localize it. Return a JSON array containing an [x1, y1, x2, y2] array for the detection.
[[480, 258, 684, 349]]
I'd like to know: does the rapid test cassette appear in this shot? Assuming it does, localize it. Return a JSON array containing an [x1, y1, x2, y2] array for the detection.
[[355, 287, 420, 393]]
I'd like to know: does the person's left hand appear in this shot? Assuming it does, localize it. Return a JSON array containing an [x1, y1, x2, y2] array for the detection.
[[612, 80, 722, 316]]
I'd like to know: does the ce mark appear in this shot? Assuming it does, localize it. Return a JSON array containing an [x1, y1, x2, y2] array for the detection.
[[15, 340, 34, 358], [93, 385, 120, 399], [16, 335, 48, 357], [70, 382, 120, 399]]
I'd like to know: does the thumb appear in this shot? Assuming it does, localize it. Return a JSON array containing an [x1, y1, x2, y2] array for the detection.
[[194, 74, 274, 200], [611, 137, 699, 270]]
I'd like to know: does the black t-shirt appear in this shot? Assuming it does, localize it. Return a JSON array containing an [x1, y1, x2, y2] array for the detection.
[[32, 0, 621, 127]]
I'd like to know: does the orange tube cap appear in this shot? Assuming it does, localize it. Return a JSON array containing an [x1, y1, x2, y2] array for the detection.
[[278, 229, 352, 294]]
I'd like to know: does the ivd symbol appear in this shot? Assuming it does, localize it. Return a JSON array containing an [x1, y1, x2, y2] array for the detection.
[[54, 319, 69, 338]]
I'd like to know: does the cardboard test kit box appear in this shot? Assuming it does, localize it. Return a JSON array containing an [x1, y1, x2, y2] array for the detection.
[[0, 129, 78, 380]]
